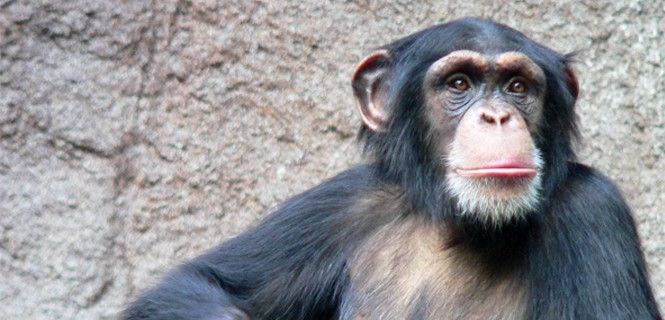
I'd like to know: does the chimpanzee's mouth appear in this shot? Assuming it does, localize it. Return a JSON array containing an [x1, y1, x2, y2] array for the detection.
[[455, 167, 537, 179]]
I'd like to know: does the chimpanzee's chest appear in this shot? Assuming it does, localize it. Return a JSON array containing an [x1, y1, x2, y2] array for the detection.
[[339, 218, 527, 320]]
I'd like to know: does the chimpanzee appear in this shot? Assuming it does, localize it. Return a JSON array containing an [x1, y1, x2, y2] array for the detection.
[[123, 18, 662, 320]]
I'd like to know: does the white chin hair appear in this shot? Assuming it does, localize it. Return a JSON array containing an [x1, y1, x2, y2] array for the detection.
[[445, 153, 544, 226]]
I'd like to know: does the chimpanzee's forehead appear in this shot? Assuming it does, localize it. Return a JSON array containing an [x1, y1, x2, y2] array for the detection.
[[418, 21, 529, 56], [389, 18, 561, 68]]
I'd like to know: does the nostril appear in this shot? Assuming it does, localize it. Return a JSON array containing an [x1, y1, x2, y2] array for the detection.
[[481, 112, 496, 124], [499, 112, 511, 124]]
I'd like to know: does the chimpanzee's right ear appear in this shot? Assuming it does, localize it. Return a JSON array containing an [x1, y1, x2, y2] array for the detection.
[[351, 50, 392, 132]]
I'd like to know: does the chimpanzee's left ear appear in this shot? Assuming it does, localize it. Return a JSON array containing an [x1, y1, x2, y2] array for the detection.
[[564, 67, 579, 100], [352, 50, 393, 132]]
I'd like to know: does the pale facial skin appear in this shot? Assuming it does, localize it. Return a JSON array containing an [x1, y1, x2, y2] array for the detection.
[[425, 50, 547, 224]]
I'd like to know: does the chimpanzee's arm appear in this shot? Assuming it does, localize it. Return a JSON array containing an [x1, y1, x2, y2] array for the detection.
[[122, 166, 378, 320], [122, 264, 250, 320], [527, 163, 661, 320]]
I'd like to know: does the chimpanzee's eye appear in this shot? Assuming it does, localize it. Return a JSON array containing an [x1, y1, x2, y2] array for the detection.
[[447, 75, 470, 92], [507, 79, 527, 94]]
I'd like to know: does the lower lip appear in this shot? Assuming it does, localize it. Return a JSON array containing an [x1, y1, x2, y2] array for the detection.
[[455, 167, 537, 178]]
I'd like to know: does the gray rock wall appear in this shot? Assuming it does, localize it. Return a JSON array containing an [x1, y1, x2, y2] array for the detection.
[[0, 1, 662, 318]]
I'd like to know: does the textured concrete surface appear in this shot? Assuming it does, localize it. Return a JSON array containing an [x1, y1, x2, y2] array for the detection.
[[0, 1, 662, 318]]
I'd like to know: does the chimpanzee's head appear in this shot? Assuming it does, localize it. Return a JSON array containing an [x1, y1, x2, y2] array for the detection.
[[352, 18, 579, 226]]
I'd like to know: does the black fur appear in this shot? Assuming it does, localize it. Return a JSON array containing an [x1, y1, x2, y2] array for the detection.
[[123, 18, 661, 320]]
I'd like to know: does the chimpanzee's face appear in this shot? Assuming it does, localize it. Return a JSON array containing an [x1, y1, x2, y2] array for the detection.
[[422, 50, 547, 224]]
